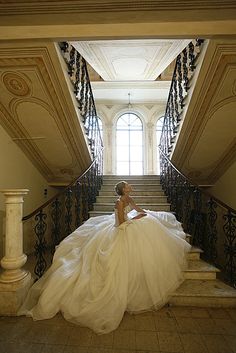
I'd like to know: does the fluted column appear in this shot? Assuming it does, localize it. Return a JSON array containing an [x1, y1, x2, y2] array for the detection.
[[0, 189, 32, 315]]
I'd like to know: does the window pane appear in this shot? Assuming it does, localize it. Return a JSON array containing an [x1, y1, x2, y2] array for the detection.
[[130, 146, 143, 161], [130, 131, 143, 146], [117, 146, 129, 161], [117, 162, 129, 175], [116, 113, 143, 175], [156, 130, 161, 145], [129, 115, 142, 129], [117, 116, 129, 129], [130, 162, 143, 175], [117, 131, 129, 145]]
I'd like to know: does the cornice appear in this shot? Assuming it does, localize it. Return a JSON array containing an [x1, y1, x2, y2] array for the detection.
[[0, 1, 236, 15]]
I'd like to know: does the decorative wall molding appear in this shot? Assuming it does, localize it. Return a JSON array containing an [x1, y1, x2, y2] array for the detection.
[[172, 39, 236, 184], [0, 42, 91, 183]]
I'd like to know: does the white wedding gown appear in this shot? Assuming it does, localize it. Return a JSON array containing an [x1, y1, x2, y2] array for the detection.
[[18, 207, 191, 334]]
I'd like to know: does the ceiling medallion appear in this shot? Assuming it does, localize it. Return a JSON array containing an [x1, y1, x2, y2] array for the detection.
[[2, 72, 31, 97]]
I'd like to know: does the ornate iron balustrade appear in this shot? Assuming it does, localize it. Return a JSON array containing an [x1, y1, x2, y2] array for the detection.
[[23, 150, 103, 279], [160, 39, 204, 156], [159, 148, 236, 288], [59, 41, 103, 158]]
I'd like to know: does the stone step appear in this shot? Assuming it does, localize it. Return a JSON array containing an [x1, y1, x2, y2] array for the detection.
[[103, 178, 161, 185], [101, 184, 163, 191], [103, 175, 160, 180], [89, 204, 172, 217], [187, 246, 203, 260], [169, 279, 236, 308], [96, 196, 168, 203], [184, 260, 220, 280], [99, 190, 165, 196], [93, 203, 171, 212]]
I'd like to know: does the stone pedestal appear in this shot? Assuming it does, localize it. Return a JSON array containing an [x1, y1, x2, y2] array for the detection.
[[0, 189, 32, 315]]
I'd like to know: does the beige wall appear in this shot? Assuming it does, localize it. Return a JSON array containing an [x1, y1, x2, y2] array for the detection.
[[210, 162, 236, 210], [0, 124, 57, 258]]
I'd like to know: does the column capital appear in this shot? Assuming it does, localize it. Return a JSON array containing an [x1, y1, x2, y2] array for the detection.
[[0, 189, 29, 195]]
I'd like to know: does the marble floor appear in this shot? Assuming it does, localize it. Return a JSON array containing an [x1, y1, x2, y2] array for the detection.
[[0, 306, 236, 353]]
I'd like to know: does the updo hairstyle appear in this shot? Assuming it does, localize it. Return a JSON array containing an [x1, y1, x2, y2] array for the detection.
[[114, 181, 127, 196]]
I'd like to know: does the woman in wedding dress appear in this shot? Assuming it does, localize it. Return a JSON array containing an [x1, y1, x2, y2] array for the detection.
[[19, 181, 191, 334]]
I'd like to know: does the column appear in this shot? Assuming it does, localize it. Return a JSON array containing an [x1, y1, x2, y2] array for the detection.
[[146, 122, 155, 174], [105, 122, 113, 174], [0, 189, 32, 315]]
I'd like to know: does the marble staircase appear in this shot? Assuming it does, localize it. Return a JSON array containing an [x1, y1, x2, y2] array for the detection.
[[89, 175, 170, 217], [90, 175, 236, 308]]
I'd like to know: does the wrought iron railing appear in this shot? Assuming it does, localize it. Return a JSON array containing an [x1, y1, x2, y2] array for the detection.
[[21, 42, 104, 279], [23, 150, 103, 279], [159, 148, 236, 288], [160, 39, 205, 156], [59, 41, 103, 158]]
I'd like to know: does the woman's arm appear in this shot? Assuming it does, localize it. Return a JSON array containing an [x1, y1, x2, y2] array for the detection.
[[128, 196, 147, 220], [128, 196, 146, 213]]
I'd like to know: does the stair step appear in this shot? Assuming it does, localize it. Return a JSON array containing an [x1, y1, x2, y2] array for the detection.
[[169, 279, 236, 308], [93, 203, 171, 212], [99, 190, 165, 196], [187, 246, 203, 260], [101, 184, 163, 191], [103, 178, 161, 185], [184, 260, 220, 280], [103, 175, 160, 180], [96, 196, 168, 203]]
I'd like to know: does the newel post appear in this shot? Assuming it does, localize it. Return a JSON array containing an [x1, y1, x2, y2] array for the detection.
[[0, 189, 32, 315]]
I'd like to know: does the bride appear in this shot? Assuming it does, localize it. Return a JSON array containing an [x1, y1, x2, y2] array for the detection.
[[18, 180, 191, 334]]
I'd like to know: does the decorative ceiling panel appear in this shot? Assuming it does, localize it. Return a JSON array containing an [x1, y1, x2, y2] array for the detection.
[[72, 40, 191, 81]]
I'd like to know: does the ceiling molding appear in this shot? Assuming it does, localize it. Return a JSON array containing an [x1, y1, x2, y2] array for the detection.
[[0, 1, 235, 16], [91, 80, 171, 104]]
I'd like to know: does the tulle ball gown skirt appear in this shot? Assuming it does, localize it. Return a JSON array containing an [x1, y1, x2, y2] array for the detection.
[[18, 211, 191, 334]]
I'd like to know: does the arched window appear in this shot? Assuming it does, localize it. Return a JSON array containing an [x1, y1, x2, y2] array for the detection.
[[116, 113, 143, 175], [97, 116, 103, 140], [156, 116, 164, 174]]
